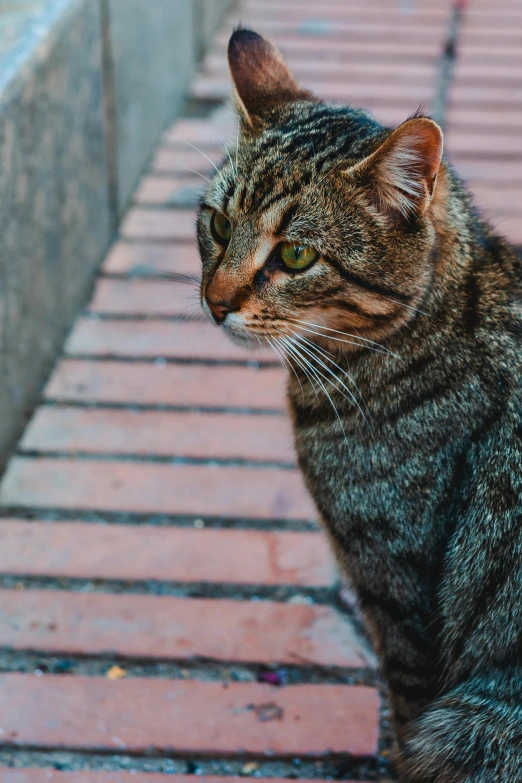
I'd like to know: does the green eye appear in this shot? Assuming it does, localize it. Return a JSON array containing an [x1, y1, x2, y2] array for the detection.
[[280, 242, 319, 270], [211, 211, 232, 243]]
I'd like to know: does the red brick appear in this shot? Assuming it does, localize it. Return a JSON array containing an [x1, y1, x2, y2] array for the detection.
[[453, 62, 522, 87], [120, 209, 196, 241], [152, 147, 223, 174], [468, 185, 522, 217], [0, 674, 380, 757], [44, 360, 286, 410], [0, 458, 315, 520], [65, 319, 262, 361], [242, 1, 449, 20], [445, 130, 522, 159], [0, 590, 371, 667], [245, 0, 450, 8], [243, 0, 451, 8], [204, 53, 437, 84], [447, 108, 522, 133], [191, 75, 432, 107], [369, 105, 426, 129], [1, 775, 359, 783], [89, 280, 199, 317], [21, 408, 295, 462], [486, 215, 522, 247], [460, 34, 522, 53], [0, 521, 333, 585], [163, 118, 236, 145], [460, 28, 522, 48], [223, 30, 445, 54], [212, 34, 441, 62], [134, 176, 204, 206], [450, 83, 522, 109], [453, 43, 522, 66], [103, 240, 200, 277], [450, 158, 522, 185], [471, 13, 522, 21], [217, 19, 445, 45]]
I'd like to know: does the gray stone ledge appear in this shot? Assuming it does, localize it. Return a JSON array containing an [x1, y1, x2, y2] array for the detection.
[[0, 0, 234, 466]]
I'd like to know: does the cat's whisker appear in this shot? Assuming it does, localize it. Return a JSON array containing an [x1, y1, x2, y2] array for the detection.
[[121, 267, 201, 285], [271, 335, 306, 404], [285, 333, 369, 426], [182, 166, 211, 184], [289, 330, 370, 419], [288, 317, 398, 356], [173, 311, 206, 323], [235, 121, 240, 177], [214, 133, 236, 179], [267, 336, 291, 386], [288, 319, 395, 357], [382, 297, 432, 318], [164, 271, 201, 283], [281, 335, 338, 409], [278, 335, 320, 403], [316, 159, 346, 186], [172, 139, 226, 187], [281, 336, 348, 441]]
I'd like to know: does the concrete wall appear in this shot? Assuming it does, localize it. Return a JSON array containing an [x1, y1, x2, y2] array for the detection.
[[0, 0, 234, 467], [196, 0, 233, 56], [107, 0, 196, 215]]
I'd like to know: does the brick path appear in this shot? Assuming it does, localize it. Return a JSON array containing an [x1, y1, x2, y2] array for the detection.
[[0, 0, 520, 780]]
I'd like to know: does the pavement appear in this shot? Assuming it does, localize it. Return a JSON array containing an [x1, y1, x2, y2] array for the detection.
[[0, 0, 520, 780]]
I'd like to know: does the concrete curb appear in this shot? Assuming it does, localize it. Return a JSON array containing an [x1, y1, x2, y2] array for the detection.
[[0, 0, 234, 466]]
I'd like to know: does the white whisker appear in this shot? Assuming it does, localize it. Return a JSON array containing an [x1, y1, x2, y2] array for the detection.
[[182, 167, 211, 184], [290, 331, 370, 420], [267, 336, 293, 388], [214, 133, 236, 179], [288, 317, 397, 355], [285, 334, 369, 426], [174, 139, 226, 186], [288, 319, 396, 357], [271, 336, 306, 404], [383, 297, 432, 318], [235, 121, 240, 178], [279, 336, 320, 402], [282, 336, 348, 442]]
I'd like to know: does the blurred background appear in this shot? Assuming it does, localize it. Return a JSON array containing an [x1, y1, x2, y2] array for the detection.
[[0, 0, 519, 780]]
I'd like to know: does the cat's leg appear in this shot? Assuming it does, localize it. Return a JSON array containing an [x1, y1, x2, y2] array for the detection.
[[398, 668, 522, 782]]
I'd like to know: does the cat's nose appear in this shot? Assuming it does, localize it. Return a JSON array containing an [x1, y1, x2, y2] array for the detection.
[[206, 298, 237, 324]]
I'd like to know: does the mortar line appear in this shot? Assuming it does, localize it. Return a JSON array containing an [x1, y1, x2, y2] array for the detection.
[[431, 0, 466, 129], [99, 0, 120, 230]]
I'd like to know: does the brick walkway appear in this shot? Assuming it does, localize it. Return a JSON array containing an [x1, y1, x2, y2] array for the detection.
[[0, 0, 520, 780]]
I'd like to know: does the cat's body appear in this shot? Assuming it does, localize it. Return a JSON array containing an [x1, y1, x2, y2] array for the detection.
[[197, 29, 522, 781]]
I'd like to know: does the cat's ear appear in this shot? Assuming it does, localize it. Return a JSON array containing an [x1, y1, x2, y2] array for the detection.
[[347, 117, 443, 218], [228, 28, 311, 127]]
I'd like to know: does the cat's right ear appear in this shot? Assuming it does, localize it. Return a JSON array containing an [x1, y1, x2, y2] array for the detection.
[[228, 29, 311, 128], [346, 117, 443, 220]]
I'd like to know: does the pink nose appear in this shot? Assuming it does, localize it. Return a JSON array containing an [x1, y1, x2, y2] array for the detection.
[[207, 299, 235, 324]]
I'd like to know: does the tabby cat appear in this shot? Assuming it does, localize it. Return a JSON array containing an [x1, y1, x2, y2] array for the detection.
[[197, 29, 522, 782]]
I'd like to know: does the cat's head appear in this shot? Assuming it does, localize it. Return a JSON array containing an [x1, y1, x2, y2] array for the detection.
[[197, 29, 444, 351]]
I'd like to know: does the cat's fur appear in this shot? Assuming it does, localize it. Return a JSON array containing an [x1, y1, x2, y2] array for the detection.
[[197, 29, 522, 782]]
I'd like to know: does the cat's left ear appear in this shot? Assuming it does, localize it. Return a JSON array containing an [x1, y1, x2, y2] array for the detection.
[[347, 117, 443, 218], [228, 28, 312, 128]]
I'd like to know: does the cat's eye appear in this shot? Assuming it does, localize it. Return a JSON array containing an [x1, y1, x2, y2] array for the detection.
[[211, 211, 232, 243], [280, 242, 319, 271]]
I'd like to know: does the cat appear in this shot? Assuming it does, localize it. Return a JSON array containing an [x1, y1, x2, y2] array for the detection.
[[197, 28, 522, 782]]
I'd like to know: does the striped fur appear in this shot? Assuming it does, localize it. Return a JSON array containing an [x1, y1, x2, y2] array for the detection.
[[197, 30, 522, 781]]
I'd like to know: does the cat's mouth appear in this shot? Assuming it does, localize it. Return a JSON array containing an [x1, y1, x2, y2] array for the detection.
[[211, 311, 266, 351], [202, 299, 294, 352]]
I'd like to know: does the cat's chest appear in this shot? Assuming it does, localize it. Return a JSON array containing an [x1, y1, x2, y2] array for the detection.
[[290, 406, 456, 535], [292, 416, 396, 513]]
